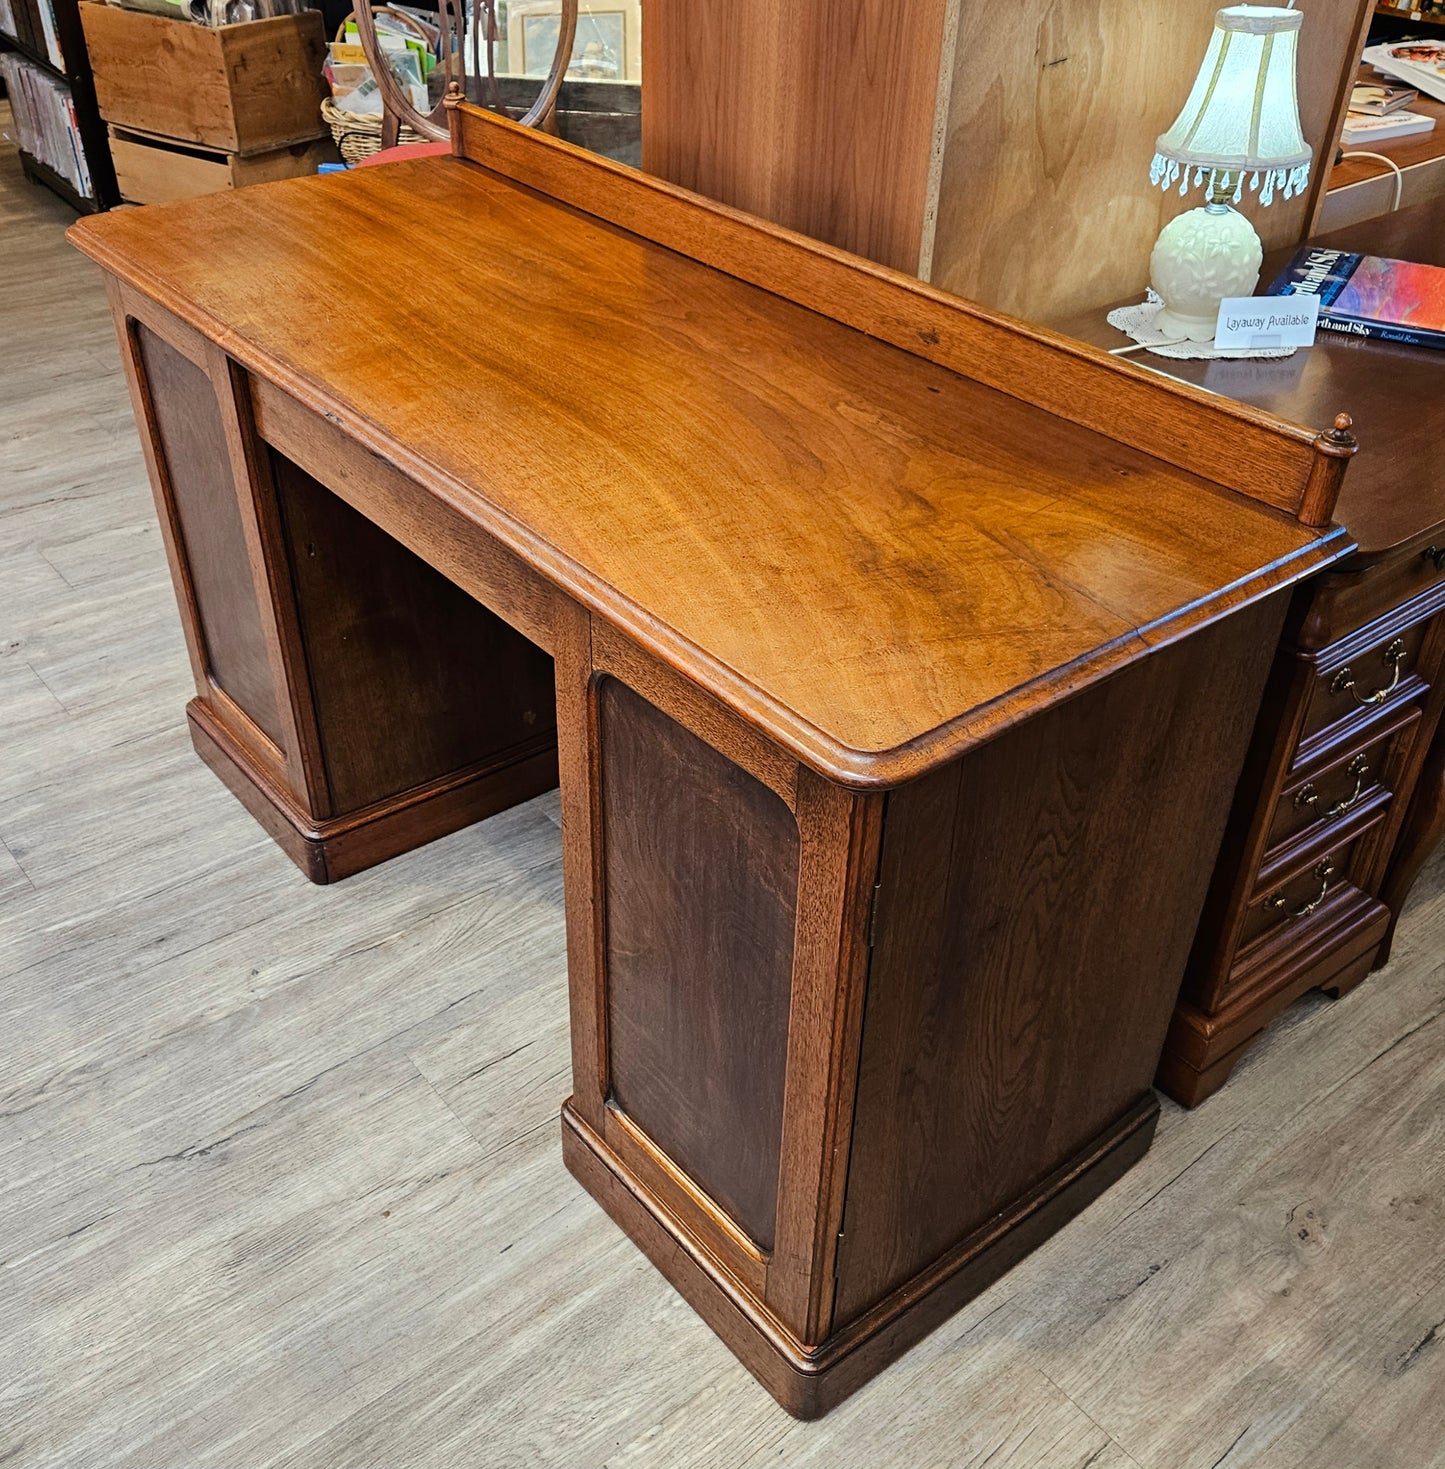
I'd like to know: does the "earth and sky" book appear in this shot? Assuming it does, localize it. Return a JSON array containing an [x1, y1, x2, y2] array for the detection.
[[1265, 248, 1445, 352]]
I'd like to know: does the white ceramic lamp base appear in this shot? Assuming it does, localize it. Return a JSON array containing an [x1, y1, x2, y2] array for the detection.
[[1148, 204, 1263, 342]]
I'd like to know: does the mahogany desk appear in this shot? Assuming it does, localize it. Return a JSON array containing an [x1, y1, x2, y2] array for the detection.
[[70, 103, 1354, 1416], [1060, 197, 1445, 1106]]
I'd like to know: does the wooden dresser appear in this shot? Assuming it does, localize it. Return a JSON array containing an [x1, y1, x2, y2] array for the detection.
[[1062, 197, 1445, 1106]]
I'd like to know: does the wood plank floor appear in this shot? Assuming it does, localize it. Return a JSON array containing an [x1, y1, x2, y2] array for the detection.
[[3, 114, 1444, 1469]]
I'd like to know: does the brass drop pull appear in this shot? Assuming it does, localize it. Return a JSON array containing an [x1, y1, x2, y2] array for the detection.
[[1424, 546, 1445, 572], [1330, 639, 1406, 708], [1325, 754, 1369, 819], [1268, 859, 1336, 920]]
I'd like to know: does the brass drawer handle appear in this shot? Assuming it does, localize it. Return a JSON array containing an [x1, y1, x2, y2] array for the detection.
[[1326, 754, 1370, 818], [1268, 859, 1336, 920], [1330, 639, 1406, 708], [1425, 546, 1445, 572], [1293, 754, 1370, 822]]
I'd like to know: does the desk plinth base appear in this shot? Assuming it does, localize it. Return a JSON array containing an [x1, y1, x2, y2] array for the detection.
[[561, 1096, 1158, 1419], [189, 700, 559, 884]]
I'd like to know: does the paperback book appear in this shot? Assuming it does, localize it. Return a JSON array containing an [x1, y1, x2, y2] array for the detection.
[[1341, 109, 1436, 144], [1265, 248, 1445, 352]]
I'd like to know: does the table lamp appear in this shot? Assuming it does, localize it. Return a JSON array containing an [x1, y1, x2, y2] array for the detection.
[[1147, 4, 1312, 341]]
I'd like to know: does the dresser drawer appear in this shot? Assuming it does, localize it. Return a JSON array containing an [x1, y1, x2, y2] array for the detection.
[[1267, 704, 1421, 858], [1239, 805, 1388, 956], [1293, 620, 1431, 772]]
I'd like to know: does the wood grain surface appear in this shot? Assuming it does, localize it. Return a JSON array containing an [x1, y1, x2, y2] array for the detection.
[[69, 149, 1346, 788], [599, 678, 798, 1252], [79, 2, 328, 154], [134, 324, 283, 746], [7, 127, 1445, 1463], [834, 592, 1286, 1325], [270, 450, 557, 816], [641, 0, 951, 275]]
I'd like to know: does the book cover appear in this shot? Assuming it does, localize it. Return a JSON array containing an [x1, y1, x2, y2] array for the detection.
[[1265, 248, 1445, 352], [1364, 41, 1445, 106]]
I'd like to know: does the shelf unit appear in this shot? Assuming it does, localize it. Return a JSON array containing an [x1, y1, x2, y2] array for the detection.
[[1, 0, 117, 209], [1372, 5, 1445, 31]]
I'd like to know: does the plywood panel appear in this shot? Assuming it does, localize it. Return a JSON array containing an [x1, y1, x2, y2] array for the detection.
[[930, 0, 1373, 322]]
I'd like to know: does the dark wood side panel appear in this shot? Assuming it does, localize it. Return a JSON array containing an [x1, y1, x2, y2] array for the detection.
[[268, 451, 557, 815], [134, 324, 283, 746], [833, 593, 1290, 1326], [600, 677, 799, 1252]]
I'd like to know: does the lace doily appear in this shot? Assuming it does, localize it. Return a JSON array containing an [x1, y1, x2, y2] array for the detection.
[[1106, 292, 1297, 361]]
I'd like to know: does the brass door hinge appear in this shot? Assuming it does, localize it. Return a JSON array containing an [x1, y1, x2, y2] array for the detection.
[[867, 880, 884, 948]]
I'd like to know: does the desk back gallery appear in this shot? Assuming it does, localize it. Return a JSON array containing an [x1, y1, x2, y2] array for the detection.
[[68, 99, 1360, 1416]]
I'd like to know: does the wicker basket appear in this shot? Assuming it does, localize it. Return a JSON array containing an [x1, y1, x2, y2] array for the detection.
[[323, 8, 431, 162], [321, 98, 424, 163]]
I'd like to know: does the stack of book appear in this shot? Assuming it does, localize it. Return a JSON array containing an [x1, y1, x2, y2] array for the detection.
[[1341, 81, 1436, 145], [0, 52, 94, 197]]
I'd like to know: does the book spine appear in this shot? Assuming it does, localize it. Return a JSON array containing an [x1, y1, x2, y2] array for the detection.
[[1319, 312, 1445, 353]]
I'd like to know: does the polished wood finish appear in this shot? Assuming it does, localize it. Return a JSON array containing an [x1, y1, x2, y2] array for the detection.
[[453, 104, 1349, 529], [18, 125, 1445, 1464], [135, 323, 285, 747], [70, 106, 1354, 1413], [107, 282, 560, 885], [641, 0, 1372, 322], [1061, 196, 1445, 1105], [271, 452, 556, 816]]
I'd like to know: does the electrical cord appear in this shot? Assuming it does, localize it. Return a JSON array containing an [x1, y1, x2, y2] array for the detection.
[[1338, 149, 1405, 211]]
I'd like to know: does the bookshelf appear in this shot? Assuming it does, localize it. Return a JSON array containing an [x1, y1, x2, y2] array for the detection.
[[0, 0, 117, 209], [1372, 4, 1445, 31]]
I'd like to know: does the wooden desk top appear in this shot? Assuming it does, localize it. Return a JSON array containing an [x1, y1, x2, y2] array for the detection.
[[71, 144, 1345, 786], [1057, 196, 1445, 566]]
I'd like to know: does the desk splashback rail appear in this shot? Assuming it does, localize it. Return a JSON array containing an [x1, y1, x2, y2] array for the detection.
[[450, 96, 1353, 529]]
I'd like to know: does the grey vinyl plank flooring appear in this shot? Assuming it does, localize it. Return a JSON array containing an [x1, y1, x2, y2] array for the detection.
[[2, 103, 1443, 1469]]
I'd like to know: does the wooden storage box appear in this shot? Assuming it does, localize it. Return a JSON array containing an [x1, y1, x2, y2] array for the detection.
[[108, 123, 336, 203], [80, 3, 327, 154]]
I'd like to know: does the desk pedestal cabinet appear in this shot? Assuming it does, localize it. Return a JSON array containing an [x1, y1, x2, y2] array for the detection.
[[74, 111, 1352, 1415]]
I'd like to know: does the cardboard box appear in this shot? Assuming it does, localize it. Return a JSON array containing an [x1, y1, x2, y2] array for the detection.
[[81, 4, 327, 154], [108, 123, 337, 203]]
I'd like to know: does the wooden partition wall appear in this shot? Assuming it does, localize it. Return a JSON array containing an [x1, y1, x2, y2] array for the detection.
[[641, 0, 1374, 324]]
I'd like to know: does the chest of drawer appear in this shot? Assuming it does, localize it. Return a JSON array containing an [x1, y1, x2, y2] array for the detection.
[[1267, 704, 1421, 858], [1292, 619, 1432, 773], [1238, 804, 1389, 957]]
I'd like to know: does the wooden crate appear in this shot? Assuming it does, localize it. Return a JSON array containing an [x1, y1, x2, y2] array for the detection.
[[80, 3, 327, 154], [108, 123, 336, 203]]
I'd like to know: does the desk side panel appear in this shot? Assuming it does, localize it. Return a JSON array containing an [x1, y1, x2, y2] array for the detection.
[[134, 324, 285, 749], [834, 591, 1289, 1326], [599, 677, 798, 1254]]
